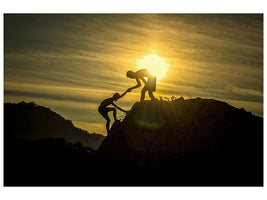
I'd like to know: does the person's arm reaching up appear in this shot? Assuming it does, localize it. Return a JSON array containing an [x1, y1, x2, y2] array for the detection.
[[140, 77, 147, 84], [112, 103, 128, 113], [120, 90, 128, 98]]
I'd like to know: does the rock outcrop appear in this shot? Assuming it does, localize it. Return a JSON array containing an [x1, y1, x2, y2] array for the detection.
[[97, 98, 263, 185]]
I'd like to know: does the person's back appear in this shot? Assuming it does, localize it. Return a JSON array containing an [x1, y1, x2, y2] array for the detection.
[[99, 97, 113, 109], [135, 69, 151, 78]]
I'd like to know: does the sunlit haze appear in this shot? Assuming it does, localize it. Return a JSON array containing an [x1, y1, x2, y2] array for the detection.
[[138, 54, 168, 80]]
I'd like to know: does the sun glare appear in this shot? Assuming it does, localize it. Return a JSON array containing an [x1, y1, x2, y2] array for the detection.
[[138, 54, 168, 80]]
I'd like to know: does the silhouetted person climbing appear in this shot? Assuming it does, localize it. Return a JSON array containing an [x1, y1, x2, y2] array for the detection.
[[98, 92, 128, 134], [126, 69, 156, 101]]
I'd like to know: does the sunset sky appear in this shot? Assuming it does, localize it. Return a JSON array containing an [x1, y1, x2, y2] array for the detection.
[[4, 14, 263, 135]]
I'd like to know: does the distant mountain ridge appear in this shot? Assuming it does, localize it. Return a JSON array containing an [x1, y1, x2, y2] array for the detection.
[[4, 101, 105, 149]]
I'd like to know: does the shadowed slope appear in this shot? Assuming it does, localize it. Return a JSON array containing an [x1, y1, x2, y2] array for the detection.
[[4, 101, 105, 149]]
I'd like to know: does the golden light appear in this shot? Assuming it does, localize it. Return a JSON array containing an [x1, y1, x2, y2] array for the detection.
[[137, 54, 168, 80]]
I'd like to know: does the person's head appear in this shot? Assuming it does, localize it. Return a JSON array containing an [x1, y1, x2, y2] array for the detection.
[[113, 93, 120, 101], [126, 70, 136, 78]]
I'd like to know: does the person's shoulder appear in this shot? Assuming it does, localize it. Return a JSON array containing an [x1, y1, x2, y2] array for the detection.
[[136, 68, 149, 75], [102, 97, 113, 103]]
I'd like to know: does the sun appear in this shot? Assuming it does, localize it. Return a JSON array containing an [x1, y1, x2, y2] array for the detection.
[[138, 54, 168, 80]]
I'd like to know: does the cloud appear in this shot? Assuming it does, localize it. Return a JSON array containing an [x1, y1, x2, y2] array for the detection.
[[4, 14, 263, 133]]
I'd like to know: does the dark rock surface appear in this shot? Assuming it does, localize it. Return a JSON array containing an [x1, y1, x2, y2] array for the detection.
[[4, 98, 263, 186], [98, 98, 263, 185]]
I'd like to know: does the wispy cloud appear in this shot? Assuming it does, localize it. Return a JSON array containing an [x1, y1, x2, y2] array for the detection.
[[4, 14, 263, 134]]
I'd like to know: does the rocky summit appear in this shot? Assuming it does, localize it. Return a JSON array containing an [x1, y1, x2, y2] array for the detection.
[[97, 98, 262, 185]]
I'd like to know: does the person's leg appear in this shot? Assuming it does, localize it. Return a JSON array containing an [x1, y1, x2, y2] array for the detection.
[[148, 90, 155, 100], [110, 107, 119, 122], [100, 109, 111, 134], [105, 120, 110, 134], [141, 86, 148, 101]]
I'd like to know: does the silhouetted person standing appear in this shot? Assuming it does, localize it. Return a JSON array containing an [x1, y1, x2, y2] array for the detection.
[[98, 92, 128, 134], [126, 69, 156, 101]]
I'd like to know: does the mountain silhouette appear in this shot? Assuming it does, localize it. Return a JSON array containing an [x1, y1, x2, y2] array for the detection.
[[97, 98, 263, 185], [4, 98, 263, 186], [4, 101, 105, 149]]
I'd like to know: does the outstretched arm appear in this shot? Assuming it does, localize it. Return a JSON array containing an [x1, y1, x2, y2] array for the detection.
[[140, 77, 147, 84], [120, 89, 128, 98], [112, 103, 128, 113], [128, 78, 141, 91]]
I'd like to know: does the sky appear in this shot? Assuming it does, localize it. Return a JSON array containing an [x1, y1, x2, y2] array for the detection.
[[4, 14, 263, 135]]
